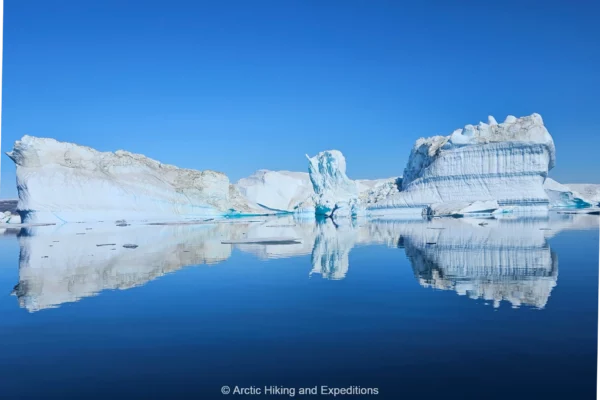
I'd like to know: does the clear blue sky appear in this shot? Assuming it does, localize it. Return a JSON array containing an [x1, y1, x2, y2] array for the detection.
[[1, 0, 599, 198]]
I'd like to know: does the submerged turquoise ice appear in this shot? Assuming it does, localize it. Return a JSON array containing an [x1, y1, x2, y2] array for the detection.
[[0, 212, 597, 399]]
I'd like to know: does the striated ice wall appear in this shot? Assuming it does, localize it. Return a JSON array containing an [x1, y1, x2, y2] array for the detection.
[[368, 114, 557, 212]]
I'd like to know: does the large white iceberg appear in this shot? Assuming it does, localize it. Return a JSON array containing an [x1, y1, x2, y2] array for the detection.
[[368, 114, 555, 213], [5, 136, 267, 224]]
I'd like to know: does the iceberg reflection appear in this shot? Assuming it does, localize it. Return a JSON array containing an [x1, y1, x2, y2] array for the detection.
[[8, 213, 598, 312]]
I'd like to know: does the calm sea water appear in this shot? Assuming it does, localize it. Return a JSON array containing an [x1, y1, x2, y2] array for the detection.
[[0, 213, 597, 399]]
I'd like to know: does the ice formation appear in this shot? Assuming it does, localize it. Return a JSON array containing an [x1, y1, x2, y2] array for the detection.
[[235, 169, 397, 216], [563, 183, 600, 206], [543, 178, 595, 208], [235, 170, 315, 213], [5, 113, 596, 225], [306, 150, 360, 218], [5, 136, 267, 224], [367, 114, 556, 213]]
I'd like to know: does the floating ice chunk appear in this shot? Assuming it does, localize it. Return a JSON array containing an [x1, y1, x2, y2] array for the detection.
[[221, 237, 302, 245], [425, 200, 500, 217]]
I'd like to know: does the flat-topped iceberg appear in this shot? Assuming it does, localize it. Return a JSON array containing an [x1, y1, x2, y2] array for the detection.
[[5, 136, 267, 224], [369, 114, 555, 213]]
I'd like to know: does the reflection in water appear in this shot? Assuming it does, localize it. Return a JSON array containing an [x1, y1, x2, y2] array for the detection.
[[400, 219, 558, 309], [8, 213, 598, 312]]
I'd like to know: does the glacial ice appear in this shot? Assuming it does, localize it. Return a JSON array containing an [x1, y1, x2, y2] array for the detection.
[[235, 170, 315, 213], [5, 136, 267, 224], [368, 114, 556, 213], [306, 150, 360, 218], [424, 200, 501, 217], [299, 114, 565, 218], [543, 178, 594, 208], [5, 113, 597, 224], [563, 183, 600, 206]]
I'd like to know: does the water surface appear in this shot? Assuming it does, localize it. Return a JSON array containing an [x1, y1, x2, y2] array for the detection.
[[0, 213, 597, 399]]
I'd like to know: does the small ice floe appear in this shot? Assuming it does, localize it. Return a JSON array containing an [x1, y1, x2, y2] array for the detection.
[[221, 237, 302, 245]]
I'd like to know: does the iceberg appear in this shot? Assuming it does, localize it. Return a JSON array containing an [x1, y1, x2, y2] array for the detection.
[[5, 136, 267, 224], [235, 170, 315, 213], [543, 178, 594, 208], [563, 183, 600, 206], [368, 114, 556, 213], [306, 150, 360, 218], [235, 169, 397, 216]]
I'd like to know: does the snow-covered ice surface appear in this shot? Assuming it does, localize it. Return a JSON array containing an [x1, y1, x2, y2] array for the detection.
[[564, 183, 600, 205], [543, 178, 595, 208], [235, 169, 398, 216], [6, 136, 269, 224], [235, 170, 314, 213], [367, 114, 556, 214], [307, 150, 360, 218]]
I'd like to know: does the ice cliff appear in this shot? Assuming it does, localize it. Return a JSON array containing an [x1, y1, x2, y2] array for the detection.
[[5, 136, 266, 224], [370, 114, 556, 213]]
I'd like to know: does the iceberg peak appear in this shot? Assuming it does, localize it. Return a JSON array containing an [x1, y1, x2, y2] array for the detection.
[[307, 150, 360, 218]]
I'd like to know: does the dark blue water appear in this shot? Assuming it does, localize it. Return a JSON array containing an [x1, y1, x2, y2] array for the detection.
[[0, 215, 597, 399]]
